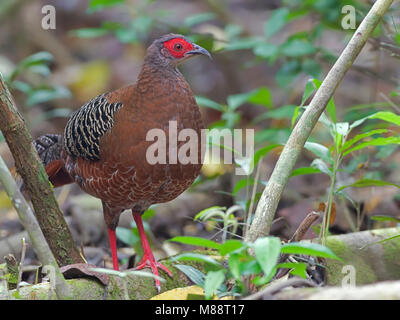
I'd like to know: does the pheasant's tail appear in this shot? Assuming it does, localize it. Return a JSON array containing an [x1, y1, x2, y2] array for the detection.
[[32, 134, 73, 188]]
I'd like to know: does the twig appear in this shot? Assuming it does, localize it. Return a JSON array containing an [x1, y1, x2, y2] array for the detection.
[[379, 92, 400, 113], [245, 0, 395, 242], [16, 238, 26, 291], [245, 161, 261, 238], [0, 154, 70, 298], [243, 277, 317, 300], [290, 211, 321, 243]]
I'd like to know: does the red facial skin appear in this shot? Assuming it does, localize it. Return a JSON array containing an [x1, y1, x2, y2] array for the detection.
[[163, 38, 194, 59]]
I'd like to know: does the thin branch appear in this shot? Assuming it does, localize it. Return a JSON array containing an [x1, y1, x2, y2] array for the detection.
[[0, 72, 83, 266], [245, 161, 261, 238], [379, 92, 400, 113], [0, 155, 70, 298], [16, 238, 26, 291], [245, 0, 395, 242]]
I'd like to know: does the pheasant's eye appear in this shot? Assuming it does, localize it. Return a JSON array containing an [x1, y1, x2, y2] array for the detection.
[[174, 43, 183, 51]]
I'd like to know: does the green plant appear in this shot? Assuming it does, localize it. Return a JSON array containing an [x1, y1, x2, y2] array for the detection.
[[292, 79, 400, 243], [194, 205, 243, 242], [169, 235, 340, 299], [4, 51, 72, 128]]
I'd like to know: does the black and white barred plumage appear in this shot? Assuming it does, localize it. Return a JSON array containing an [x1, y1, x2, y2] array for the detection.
[[64, 93, 123, 160], [33, 133, 64, 168]]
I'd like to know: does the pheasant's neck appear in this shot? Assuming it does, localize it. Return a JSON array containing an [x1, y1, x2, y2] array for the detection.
[[136, 62, 188, 94], [138, 61, 181, 79]]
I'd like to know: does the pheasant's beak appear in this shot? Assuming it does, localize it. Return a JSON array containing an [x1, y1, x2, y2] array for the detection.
[[185, 45, 212, 59]]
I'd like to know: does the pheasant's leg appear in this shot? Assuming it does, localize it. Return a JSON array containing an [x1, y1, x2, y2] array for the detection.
[[107, 228, 119, 271], [132, 212, 172, 291]]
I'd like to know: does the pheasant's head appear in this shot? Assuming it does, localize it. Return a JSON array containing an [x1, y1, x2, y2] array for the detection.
[[145, 34, 211, 67]]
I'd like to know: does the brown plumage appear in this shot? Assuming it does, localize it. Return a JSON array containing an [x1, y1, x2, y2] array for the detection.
[[33, 34, 210, 290]]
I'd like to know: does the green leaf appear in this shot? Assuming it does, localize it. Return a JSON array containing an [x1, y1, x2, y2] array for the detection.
[[224, 37, 262, 51], [247, 87, 272, 108], [369, 111, 400, 126], [194, 206, 226, 221], [195, 96, 224, 111], [116, 227, 139, 246], [264, 8, 290, 39], [304, 142, 333, 165], [281, 242, 340, 260], [340, 129, 388, 153], [311, 158, 332, 176], [301, 59, 322, 78], [184, 13, 216, 27], [250, 144, 281, 173], [204, 270, 226, 300], [326, 97, 337, 124], [253, 237, 281, 278], [291, 106, 302, 127], [290, 166, 322, 177], [281, 39, 316, 57], [18, 51, 53, 67], [228, 254, 241, 279], [88, 0, 125, 12], [335, 122, 349, 136], [253, 42, 279, 60], [219, 240, 245, 256], [301, 79, 316, 106], [254, 105, 296, 123], [69, 28, 110, 38], [26, 86, 71, 106], [233, 178, 254, 196], [370, 215, 400, 223], [227, 87, 272, 110], [11, 51, 54, 80], [376, 144, 398, 159], [318, 112, 334, 129], [313, 79, 336, 123], [276, 60, 300, 87], [343, 136, 400, 157], [114, 27, 138, 43], [225, 24, 243, 39], [11, 80, 31, 94], [131, 15, 153, 36], [28, 64, 51, 77], [277, 262, 308, 279], [172, 264, 205, 286], [168, 236, 221, 250], [173, 253, 220, 266], [255, 128, 291, 144], [337, 179, 400, 192]]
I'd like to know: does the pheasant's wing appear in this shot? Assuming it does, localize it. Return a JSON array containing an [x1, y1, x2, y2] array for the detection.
[[63, 93, 123, 161]]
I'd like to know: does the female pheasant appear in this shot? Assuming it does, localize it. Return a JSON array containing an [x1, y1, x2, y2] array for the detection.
[[33, 34, 210, 290]]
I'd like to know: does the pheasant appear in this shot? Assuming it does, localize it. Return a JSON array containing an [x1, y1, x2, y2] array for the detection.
[[33, 34, 210, 290]]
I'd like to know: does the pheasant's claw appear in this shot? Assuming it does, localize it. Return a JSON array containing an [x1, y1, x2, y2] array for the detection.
[[134, 255, 173, 291]]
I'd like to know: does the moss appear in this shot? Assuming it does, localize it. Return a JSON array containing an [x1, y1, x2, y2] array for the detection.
[[372, 229, 400, 280], [324, 229, 400, 286], [325, 236, 377, 285]]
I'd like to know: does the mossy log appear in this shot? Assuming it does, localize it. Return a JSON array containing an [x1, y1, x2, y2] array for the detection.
[[273, 280, 400, 300], [325, 227, 400, 286], [0, 259, 202, 300]]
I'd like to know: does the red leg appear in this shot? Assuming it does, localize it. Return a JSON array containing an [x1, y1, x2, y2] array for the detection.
[[107, 228, 119, 271], [133, 212, 172, 291]]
